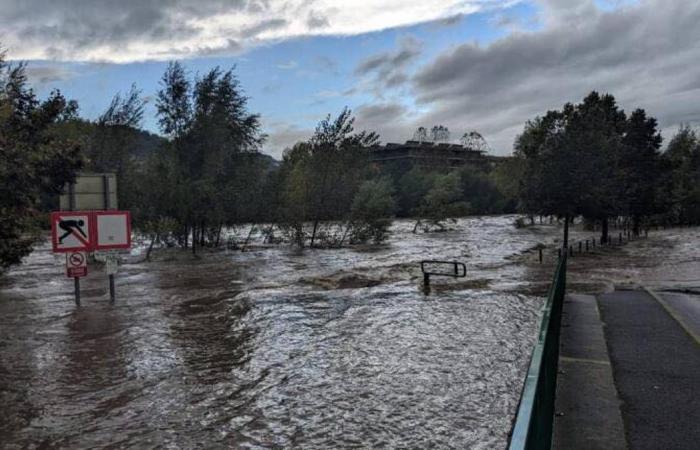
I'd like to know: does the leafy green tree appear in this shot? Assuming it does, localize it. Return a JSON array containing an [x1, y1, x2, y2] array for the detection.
[[414, 171, 468, 232], [664, 125, 700, 225], [349, 178, 395, 244], [153, 62, 265, 253], [619, 109, 663, 234], [0, 59, 82, 269], [85, 84, 147, 211], [280, 108, 378, 247], [515, 92, 627, 245]]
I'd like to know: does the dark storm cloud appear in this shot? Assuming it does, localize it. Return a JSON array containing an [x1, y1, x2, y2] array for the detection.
[[411, 0, 700, 153]]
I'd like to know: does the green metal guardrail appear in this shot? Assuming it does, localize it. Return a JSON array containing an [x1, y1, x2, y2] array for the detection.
[[509, 254, 567, 450]]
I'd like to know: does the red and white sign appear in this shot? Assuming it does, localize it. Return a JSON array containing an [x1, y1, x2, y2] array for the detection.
[[66, 251, 87, 278], [95, 211, 131, 250], [51, 210, 131, 252], [51, 211, 93, 252]]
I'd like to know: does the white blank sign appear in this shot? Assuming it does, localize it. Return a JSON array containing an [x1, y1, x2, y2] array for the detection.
[[96, 213, 130, 249]]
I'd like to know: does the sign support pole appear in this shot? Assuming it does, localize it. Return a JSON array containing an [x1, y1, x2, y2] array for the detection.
[[104, 175, 117, 304], [109, 274, 115, 304], [74, 277, 81, 306]]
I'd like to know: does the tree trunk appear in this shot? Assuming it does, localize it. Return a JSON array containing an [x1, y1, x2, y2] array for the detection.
[[413, 219, 421, 233], [241, 224, 255, 252], [310, 220, 319, 247], [215, 223, 223, 247], [563, 214, 570, 251], [192, 223, 197, 255], [632, 215, 640, 236], [601, 218, 609, 244], [183, 224, 189, 249], [338, 221, 352, 247], [146, 233, 158, 261], [200, 220, 205, 247]]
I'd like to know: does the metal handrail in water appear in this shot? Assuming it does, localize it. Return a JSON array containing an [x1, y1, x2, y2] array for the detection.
[[509, 254, 567, 450]]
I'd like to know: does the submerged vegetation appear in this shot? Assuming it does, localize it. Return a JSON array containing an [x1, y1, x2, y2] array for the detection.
[[1, 51, 699, 269]]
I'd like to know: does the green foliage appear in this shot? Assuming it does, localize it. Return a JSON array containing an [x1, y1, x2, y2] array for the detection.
[[0, 59, 82, 269], [415, 171, 469, 231], [349, 178, 395, 244], [278, 107, 380, 247], [664, 125, 700, 224], [514, 91, 670, 240]]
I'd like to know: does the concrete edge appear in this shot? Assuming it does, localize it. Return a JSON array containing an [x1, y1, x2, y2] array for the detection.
[[553, 294, 628, 450], [642, 286, 700, 347]]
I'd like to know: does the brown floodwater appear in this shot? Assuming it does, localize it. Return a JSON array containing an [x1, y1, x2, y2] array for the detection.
[[1, 217, 696, 449]]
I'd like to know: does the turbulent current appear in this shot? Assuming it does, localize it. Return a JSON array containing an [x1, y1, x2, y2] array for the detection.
[[1, 216, 695, 448]]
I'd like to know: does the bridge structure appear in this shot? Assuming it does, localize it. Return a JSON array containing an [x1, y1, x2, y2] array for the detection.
[[509, 256, 700, 449]]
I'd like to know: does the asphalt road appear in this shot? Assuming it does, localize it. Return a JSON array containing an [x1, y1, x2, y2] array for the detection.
[[598, 290, 700, 450]]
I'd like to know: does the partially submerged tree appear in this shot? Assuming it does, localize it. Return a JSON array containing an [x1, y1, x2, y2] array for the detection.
[[279, 107, 379, 247], [515, 92, 645, 246], [414, 171, 468, 232], [348, 178, 395, 244]]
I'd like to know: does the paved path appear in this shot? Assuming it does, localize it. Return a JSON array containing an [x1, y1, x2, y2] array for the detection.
[[555, 289, 700, 450], [553, 294, 626, 450], [598, 289, 700, 450]]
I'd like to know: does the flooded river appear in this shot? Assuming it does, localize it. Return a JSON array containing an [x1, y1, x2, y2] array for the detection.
[[1, 217, 696, 449]]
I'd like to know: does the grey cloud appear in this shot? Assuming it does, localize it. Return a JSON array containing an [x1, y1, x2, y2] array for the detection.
[[2, 0, 246, 60], [354, 36, 422, 92], [307, 11, 330, 29], [242, 19, 287, 37], [24, 65, 77, 84], [263, 124, 311, 159], [411, 0, 700, 154], [356, 102, 407, 124]]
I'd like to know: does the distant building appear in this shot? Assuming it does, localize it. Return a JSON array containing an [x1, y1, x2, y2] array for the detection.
[[369, 140, 504, 170]]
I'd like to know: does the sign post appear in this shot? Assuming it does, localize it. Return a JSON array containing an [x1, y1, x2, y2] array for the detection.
[[50, 209, 131, 306], [54, 173, 130, 307], [65, 251, 87, 306], [95, 211, 131, 304]]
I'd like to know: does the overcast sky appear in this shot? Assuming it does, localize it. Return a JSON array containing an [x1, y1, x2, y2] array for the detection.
[[4, 0, 700, 157]]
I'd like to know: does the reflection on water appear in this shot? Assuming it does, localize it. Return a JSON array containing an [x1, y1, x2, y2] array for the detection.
[[1, 217, 695, 448]]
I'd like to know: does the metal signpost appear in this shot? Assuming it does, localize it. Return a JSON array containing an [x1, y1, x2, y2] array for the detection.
[[65, 251, 87, 306], [52, 173, 131, 306]]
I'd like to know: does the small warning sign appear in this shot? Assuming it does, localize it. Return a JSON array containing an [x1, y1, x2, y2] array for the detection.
[[66, 251, 87, 278], [51, 211, 93, 252]]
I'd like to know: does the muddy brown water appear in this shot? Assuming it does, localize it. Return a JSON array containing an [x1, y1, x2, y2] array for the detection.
[[1, 217, 696, 449]]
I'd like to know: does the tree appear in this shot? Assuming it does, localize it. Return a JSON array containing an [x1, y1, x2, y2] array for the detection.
[[664, 125, 700, 225], [85, 84, 147, 212], [0, 59, 82, 269], [413, 126, 428, 142], [349, 178, 395, 244], [460, 131, 491, 152], [430, 125, 450, 142], [280, 107, 379, 247], [153, 62, 265, 253], [515, 92, 628, 245], [619, 109, 663, 234], [414, 171, 468, 232]]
